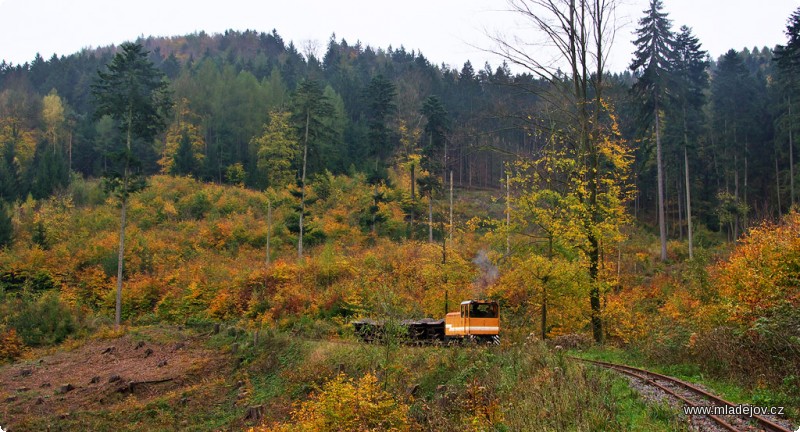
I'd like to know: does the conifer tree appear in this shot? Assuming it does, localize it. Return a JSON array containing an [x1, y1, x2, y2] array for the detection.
[[291, 79, 333, 258], [712, 50, 757, 240], [631, 0, 675, 261], [92, 42, 172, 326], [669, 26, 708, 258], [364, 74, 397, 167], [775, 7, 800, 208], [420, 95, 448, 180], [29, 140, 69, 199], [254, 111, 298, 188], [172, 129, 196, 176]]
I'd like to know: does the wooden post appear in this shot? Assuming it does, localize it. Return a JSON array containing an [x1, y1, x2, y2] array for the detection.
[[266, 199, 271, 265], [449, 170, 453, 242], [506, 172, 510, 255]]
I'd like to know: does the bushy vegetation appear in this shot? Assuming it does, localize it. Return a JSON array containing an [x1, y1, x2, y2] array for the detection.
[[1, 173, 798, 417], [600, 212, 800, 415], [2, 324, 689, 431], [0, 175, 485, 348], [216, 328, 690, 432]]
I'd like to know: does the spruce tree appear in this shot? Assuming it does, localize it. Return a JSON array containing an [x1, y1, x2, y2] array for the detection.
[[712, 50, 757, 240], [364, 74, 397, 166], [172, 129, 196, 176], [29, 140, 70, 199], [92, 42, 172, 326], [291, 79, 333, 258], [631, 0, 675, 261], [420, 95, 448, 179], [775, 7, 800, 208], [669, 26, 708, 258], [775, 7, 800, 76]]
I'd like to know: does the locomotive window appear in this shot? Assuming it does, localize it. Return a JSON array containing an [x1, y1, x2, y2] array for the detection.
[[470, 303, 498, 318]]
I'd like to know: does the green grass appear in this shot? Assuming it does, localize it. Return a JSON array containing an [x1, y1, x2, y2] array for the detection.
[[604, 372, 691, 431], [572, 346, 798, 422]]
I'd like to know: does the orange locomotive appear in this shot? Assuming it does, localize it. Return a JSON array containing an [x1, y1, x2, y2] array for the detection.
[[444, 300, 500, 343], [353, 299, 500, 344]]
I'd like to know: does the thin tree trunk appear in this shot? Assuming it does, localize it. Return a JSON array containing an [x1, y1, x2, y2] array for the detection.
[[506, 172, 510, 255], [409, 163, 416, 240], [115, 112, 133, 327], [266, 199, 271, 265], [675, 175, 683, 241], [790, 97, 796, 208], [541, 282, 548, 341], [428, 197, 433, 243], [459, 146, 463, 185], [449, 170, 453, 242], [734, 155, 739, 240], [542, 236, 553, 340], [443, 135, 447, 187], [665, 169, 669, 237], [440, 221, 446, 264], [655, 102, 667, 261], [744, 154, 748, 229], [684, 145, 693, 259], [372, 186, 378, 234], [410, 163, 415, 200], [115, 182, 127, 327], [299, 112, 309, 259], [776, 153, 782, 218]]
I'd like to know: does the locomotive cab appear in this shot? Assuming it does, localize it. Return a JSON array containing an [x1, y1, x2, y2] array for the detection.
[[445, 299, 500, 342]]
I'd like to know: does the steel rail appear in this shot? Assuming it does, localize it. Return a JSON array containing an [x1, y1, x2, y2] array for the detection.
[[573, 357, 792, 432]]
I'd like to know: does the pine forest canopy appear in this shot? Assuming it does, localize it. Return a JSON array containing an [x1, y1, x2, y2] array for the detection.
[[0, 9, 798, 243]]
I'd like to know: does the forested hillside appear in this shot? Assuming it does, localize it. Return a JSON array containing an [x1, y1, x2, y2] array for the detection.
[[0, 23, 795, 230], [1, 1, 800, 430]]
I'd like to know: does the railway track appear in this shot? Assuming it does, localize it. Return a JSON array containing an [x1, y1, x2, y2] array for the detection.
[[573, 358, 794, 432]]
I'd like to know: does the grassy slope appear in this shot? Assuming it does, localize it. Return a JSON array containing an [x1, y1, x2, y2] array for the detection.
[[1, 325, 689, 431]]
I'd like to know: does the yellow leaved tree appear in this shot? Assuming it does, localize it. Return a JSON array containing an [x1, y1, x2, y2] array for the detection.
[[505, 101, 633, 341], [158, 98, 205, 175], [251, 372, 415, 432]]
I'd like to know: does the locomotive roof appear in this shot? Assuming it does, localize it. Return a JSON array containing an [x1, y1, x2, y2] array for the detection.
[[460, 299, 497, 305]]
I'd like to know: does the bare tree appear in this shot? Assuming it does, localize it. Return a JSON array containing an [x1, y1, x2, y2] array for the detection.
[[488, 0, 622, 343]]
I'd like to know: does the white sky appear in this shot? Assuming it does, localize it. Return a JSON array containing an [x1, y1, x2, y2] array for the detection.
[[1, 0, 798, 74]]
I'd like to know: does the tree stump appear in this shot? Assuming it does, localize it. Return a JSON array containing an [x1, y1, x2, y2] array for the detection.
[[55, 384, 74, 394], [244, 405, 265, 422]]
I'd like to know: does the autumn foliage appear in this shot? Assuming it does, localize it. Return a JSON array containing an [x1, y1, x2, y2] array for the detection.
[[713, 212, 800, 324], [0, 328, 24, 360], [252, 372, 415, 432], [0, 174, 484, 344]]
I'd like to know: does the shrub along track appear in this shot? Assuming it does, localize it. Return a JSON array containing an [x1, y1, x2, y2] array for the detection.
[[573, 358, 794, 432]]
